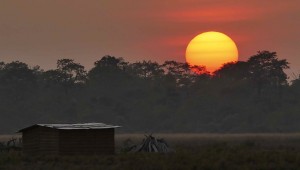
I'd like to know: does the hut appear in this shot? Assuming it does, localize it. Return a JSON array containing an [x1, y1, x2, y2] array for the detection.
[[18, 123, 120, 155]]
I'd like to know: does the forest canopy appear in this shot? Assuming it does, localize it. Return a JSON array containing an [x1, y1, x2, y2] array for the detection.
[[0, 51, 299, 133]]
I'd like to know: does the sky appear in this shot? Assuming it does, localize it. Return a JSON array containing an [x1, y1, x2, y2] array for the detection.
[[0, 0, 300, 75]]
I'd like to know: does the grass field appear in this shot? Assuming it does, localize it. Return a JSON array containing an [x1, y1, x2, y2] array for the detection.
[[116, 133, 300, 149], [2, 133, 300, 169]]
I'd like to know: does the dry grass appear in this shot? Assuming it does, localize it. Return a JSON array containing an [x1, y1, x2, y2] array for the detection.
[[116, 133, 300, 149], [2, 133, 300, 169], [0, 134, 21, 142], [3, 133, 300, 148]]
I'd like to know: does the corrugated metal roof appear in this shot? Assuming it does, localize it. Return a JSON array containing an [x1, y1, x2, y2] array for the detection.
[[18, 123, 120, 132]]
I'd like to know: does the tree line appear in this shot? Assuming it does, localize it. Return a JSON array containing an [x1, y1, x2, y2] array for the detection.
[[0, 50, 299, 133]]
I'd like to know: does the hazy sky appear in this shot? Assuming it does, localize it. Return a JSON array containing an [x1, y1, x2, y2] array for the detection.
[[1, 0, 300, 75]]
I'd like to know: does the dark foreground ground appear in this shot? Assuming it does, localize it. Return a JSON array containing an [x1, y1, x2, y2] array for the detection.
[[2, 133, 300, 170]]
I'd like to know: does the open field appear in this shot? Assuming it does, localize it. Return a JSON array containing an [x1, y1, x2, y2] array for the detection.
[[2, 133, 300, 169], [116, 133, 300, 149], [0, 135, 21, 142]]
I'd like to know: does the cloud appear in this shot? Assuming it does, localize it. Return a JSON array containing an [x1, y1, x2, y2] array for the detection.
[[157, 0, 300, 24], [164, 7, 259, 23]]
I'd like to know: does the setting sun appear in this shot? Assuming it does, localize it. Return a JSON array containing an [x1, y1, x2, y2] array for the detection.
[[185, 31, 238, 73]]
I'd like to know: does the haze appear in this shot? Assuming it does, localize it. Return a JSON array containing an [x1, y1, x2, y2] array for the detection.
[[0, 0, 299, 74]]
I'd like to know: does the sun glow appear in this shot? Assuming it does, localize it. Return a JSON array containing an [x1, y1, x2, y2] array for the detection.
[[185, 31, 238, 73]]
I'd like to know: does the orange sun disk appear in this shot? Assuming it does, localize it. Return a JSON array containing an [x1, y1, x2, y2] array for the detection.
[[185, 31, 238, 73]]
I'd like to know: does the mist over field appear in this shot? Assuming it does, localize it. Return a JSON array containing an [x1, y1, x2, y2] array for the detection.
[[0, 51, 299, 134]]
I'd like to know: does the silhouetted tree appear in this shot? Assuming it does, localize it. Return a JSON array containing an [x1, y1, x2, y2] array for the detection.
[[247, 51, 289, 95], [214, 61, 249, 81], [42, 70, 66, 86], [56, 59, 87, 85], [0, 61, 4, 69], [1, 61, 36, 83], [129, 61, 164, 80], [93, 55, 127, 71], [39, 59, 86, 94], [1, 51, 300, 134], [291, 75, 300, 96], [0, 61, 38, 104], [162, 61, 192, 87], [88, 56, 128, 83]]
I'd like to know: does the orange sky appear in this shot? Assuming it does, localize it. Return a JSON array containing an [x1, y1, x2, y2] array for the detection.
[[0, 0, 300, 75]]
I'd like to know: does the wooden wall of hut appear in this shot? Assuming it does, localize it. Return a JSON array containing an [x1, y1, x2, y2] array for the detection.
[[59, 128, 115, 155], [22, 127, 115, 155], [23, 126, 59, 155]]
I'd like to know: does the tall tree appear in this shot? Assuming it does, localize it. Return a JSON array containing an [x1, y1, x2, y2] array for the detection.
[[247, 51, 289, 95], [1, 61, 36, 83], [41, 59, 86, 93], [162, 61, 192, 87], [162, 61, 207, 87], [129, 61, 164, 80], [88, 55, 128, 81], [0, 61, 38, 102], [214, 61, 249, 81], [0, 61, 4, 69], [56, 59, 87, 85]]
